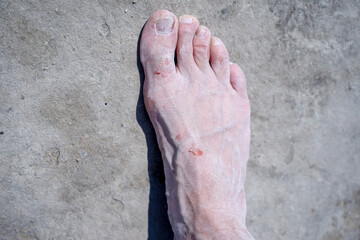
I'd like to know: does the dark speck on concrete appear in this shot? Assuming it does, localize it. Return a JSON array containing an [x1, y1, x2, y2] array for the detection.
[[0, 131, 4, 135], [105, 102, 107, 105]]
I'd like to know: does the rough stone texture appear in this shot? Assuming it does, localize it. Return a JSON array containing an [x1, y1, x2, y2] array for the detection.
[[0, 0, 359, 239]]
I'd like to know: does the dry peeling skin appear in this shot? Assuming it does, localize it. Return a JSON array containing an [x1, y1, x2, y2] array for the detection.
[[1, 1, 360, 240]]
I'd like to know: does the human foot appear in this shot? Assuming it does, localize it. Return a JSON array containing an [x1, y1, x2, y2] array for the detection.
[[140, 10, 254, 240]]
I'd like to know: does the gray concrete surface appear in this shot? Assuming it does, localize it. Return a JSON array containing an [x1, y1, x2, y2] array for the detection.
[[1, 0, 359, 239]]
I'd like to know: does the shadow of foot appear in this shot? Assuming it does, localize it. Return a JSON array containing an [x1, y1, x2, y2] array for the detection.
[[135, 26, 174, 240]]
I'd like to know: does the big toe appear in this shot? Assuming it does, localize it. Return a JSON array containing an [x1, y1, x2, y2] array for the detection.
[[140, 10, 178, 80]]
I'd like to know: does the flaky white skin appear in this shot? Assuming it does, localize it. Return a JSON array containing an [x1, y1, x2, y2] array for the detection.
[[140, 10, 254, 240]]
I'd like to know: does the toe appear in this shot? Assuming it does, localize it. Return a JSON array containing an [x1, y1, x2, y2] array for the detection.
[[230, 63, 248, 99], [140, 10, 178, 78], [193, 26, 211, 70], [210, 37, 230, 85], [176, 15, 200, 71]]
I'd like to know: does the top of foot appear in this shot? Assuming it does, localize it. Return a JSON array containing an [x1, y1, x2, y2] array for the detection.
[[140, 10, 253, 240]]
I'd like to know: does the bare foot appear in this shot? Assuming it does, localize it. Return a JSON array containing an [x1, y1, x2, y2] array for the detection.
[[140, 10, 254, 240]]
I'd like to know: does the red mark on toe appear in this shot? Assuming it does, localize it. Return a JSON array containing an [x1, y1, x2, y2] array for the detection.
[[154, 71, 161, 75], [175, 134, 181, 141], [188, 148, 203, 156]]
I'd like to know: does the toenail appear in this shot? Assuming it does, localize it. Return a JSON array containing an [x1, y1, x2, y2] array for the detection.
[[180, 16, 193, 24], [212, 38, 222, 46], [196, 27, 206, 38], [155, 16, 174, 35]]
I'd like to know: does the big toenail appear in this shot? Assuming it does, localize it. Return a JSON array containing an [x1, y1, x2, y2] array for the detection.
[[155, 16, 174, 35], [196, 27, 206, 38], [180, 16, 193, 24]]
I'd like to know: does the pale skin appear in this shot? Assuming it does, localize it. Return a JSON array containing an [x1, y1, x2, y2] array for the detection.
[[140, 10, 254, 240]]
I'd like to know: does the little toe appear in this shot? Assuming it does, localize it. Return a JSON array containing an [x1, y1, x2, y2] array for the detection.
[[230, 63, 248, 99], [193, 26, 211, 70], [210, 37, 230, 85], [177, 15, 200, 71], [140, 10, 178, 80]]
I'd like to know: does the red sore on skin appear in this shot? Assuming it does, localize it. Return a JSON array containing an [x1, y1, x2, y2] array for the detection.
[[189, 148, 203, 156], [175, 134, 181, 141], [154, 71, 168, 78]]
